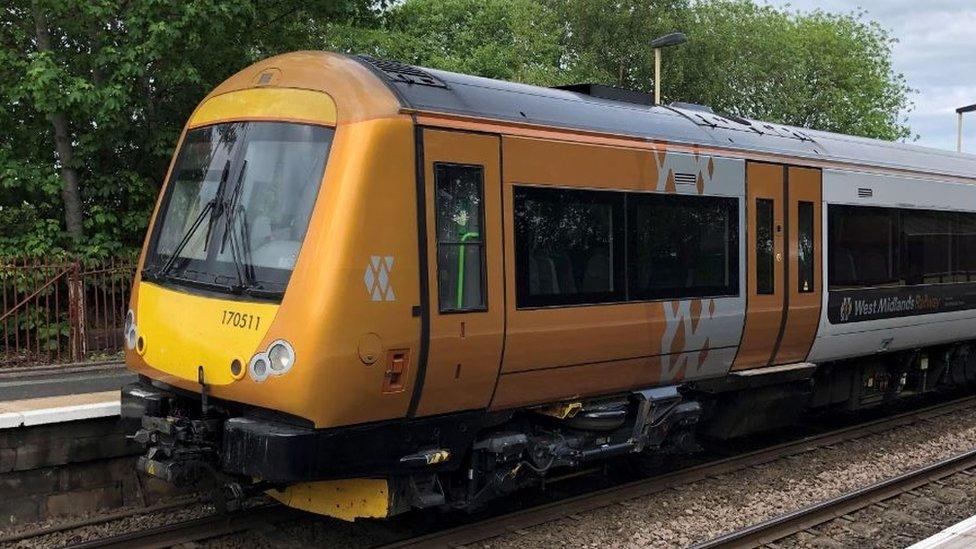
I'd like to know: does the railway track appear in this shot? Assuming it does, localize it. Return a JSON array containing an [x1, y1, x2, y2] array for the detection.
[[380, 395, 976, 549], [59, 503, 295, 549], [689, 448, 976, 549], [38, 395, 976, 549]]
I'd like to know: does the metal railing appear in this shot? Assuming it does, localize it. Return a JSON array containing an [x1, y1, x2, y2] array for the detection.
[[0, 258, 135, 367]]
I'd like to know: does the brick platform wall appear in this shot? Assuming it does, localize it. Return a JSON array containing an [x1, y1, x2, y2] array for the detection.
[[0, 417, 183, 526]]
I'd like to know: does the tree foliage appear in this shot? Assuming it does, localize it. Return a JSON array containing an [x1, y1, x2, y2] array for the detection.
[[669, 1, 912, 140], [0, 0, 913, 257], [545, 0, 911, 140], [0, 0, 374, 258]]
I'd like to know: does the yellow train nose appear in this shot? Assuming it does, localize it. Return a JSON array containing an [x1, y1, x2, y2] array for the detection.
[[135, 282, 279, 385]]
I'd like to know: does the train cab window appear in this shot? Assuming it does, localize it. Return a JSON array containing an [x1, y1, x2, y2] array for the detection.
[[627, 194, 738, 299], [434, 163, 487, 312], [797, 201, 815, 293], [514, 186, 624, 307], [756, 198, 775, 295], [148, 122, 334, 296]]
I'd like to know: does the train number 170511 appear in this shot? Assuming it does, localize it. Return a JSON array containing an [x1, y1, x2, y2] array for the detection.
[[221, 310, 262, 331]]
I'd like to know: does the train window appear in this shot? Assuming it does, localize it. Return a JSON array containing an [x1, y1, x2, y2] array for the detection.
[[828, 205, 901, 289], [627, 194, 738, 300], [954, 213, 976, 282], [756, 198, 775, 295], [827, 205, 976, 289], [434, 163, 487, 312], [797, 201, 815, 293], [514, 186, 625, 307], [900, 210, 952, 285]]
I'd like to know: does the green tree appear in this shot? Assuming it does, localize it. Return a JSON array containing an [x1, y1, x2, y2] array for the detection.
[[552, 0, 912, 140], [320, 0, 566, 85], [0, 0, 914, 258], [322, 0, 911, 139], [549, 0, 691, 87], [0, 0, 376, 257]]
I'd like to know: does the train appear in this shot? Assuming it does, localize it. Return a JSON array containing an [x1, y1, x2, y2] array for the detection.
[[122, 51, 976, 520]]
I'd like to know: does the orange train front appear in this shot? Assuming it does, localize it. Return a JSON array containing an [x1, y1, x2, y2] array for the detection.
[[123, 51, 976, 519]]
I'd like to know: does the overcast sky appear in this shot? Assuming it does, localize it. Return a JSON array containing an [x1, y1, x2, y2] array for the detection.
[[764, 0, 976, 152]]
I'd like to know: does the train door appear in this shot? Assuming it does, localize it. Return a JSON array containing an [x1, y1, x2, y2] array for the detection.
[[413, 129, 505, 416], [733, 162, 786, 369], [773, 167, 822, 364], [733, 163, 822, 370]]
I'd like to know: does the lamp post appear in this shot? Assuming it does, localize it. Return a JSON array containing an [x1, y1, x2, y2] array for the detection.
[[650, 32, 687, 105], [958, 104, 976, 152]]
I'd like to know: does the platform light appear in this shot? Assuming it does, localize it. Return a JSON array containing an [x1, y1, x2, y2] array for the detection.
[[649, 32, 687, 106], [958, 103, 976, 152]]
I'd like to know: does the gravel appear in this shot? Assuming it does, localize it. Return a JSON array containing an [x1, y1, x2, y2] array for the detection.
[[206, 514, 413, 549], [0, 497, 212, 549], [10, 403, 976, 549], [477, 406, 976, 548], [784, 470, 976, 548]]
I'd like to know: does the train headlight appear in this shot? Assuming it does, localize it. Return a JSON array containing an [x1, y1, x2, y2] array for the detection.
[[124, 310, 137, 350], [249, 354, 271, 382], [267, 340, 295, 374], [248, 340, 295, 382]]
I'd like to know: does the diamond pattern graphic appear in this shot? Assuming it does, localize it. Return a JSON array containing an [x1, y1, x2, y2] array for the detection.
[[364, 255, 395, 301]]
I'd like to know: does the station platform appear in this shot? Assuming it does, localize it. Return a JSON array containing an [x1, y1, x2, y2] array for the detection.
[[908, 515, 976, 549], [0, 390, 120, 429], [0, 361, 134, 401], [0, 362, 131, 429]]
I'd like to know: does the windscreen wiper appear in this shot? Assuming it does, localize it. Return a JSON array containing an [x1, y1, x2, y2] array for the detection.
[[228, 202, 275, 299], [151, 159, 234, 282], [233, 205, 256, 285], [148, 199, 215, 281], [221, 161, 251, 291], [161, 272, 240, 294]]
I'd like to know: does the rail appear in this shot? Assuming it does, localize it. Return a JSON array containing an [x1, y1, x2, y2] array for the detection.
[[62, 503, 294, 549], [28, 395, 976, 548], [691, 448, 976, 548], [380, 395, 976, 549]]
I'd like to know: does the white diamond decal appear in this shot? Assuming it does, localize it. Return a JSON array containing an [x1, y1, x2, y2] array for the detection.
[[364, 255, 395, 302]]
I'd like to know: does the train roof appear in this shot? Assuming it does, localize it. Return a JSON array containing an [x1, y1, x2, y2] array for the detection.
[[354, 55, 976, 180]]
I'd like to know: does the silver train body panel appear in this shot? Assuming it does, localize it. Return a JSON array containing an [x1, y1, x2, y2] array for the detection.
[[809, 169, 976, 363]]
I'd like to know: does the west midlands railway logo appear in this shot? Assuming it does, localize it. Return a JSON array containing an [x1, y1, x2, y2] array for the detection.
[[364, 256, 396, 302], [839, 297, 853, 323]]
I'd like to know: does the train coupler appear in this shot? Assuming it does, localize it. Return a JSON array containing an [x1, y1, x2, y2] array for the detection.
[[131, 414, 224, 487]]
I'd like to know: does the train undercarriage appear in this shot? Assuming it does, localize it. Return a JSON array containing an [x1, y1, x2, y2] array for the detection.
[[123, 341, 976, 521]]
